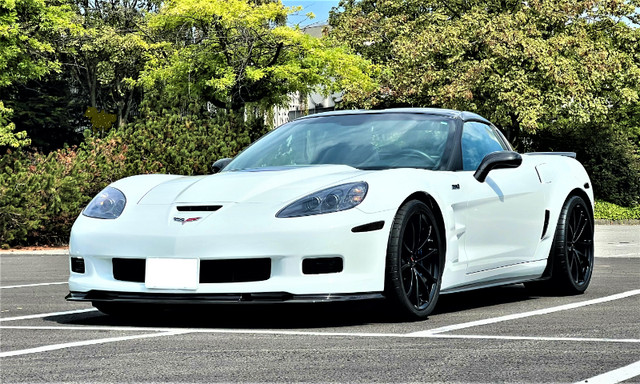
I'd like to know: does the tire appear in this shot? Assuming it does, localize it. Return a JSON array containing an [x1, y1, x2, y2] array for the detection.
[[385, 200, 444, 319], [542, 195, 594, 294]]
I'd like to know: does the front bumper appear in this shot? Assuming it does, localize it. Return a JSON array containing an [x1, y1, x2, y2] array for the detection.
[[68, 204, 394, 298]]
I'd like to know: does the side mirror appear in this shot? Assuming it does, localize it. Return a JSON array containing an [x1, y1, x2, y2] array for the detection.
[[473, 151, 522, 182], [211, 158, 232, 174]]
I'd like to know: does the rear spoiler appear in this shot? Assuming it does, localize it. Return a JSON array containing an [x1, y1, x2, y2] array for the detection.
[[525, 152, 576, 158]]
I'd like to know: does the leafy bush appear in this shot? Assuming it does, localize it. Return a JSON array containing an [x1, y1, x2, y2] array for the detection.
[[594, 201, 640, 221], [0, 111, 265, 247]]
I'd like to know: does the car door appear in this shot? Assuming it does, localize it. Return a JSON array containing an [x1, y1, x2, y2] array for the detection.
[[458, 122, 546, 274]]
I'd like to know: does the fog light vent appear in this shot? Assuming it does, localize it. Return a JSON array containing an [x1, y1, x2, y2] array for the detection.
[[71, 257, 85, 274], [302, 257, 343, 275]]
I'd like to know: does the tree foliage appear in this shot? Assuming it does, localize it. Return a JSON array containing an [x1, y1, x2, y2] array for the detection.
[[0, 0, 79, 147], [330, 0, 640, 205], [139, 0, 376, 114], [330, 0, 639, 138], [0, 101, 30, 147], [61, 0, 158, 128]]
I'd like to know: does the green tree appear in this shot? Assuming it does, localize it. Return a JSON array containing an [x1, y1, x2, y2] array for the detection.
[[331, 0, 639, 140], [139, 0, 376, 116], [0, 101, 30, 147], [62, 0, 157, 129], [330, 0, 640, 205], [0, 0, 78, 148]]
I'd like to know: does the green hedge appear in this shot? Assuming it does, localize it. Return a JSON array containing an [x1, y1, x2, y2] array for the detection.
[[594, 201, 640, 221], [0, 112, 265, 248]]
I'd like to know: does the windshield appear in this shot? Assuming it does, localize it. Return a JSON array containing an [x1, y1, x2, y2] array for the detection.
[[225, 113, 454, 171]]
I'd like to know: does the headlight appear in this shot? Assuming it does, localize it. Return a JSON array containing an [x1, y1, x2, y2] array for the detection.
[[277, 182, 368, 218], [83, 186, 127, 219]]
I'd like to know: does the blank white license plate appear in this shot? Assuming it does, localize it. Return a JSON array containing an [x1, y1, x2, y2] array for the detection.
[[145, 258, 199, 290]]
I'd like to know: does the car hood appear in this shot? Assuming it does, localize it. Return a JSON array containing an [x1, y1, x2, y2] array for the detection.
[[137, 165, 371, 205]]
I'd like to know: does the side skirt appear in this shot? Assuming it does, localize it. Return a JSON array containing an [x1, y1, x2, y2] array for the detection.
[[440, 274, 543, 295]]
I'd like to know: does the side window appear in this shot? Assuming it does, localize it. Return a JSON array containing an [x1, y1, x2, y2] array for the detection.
[[461, 122, 507, 171]]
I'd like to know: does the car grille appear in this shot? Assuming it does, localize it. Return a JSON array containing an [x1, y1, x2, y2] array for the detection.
[[200, 259, 271, 283], [112, 258, 271, 284]]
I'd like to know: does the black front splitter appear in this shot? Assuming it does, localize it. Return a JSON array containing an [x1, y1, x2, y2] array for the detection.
[[66, 290, 384, 304]]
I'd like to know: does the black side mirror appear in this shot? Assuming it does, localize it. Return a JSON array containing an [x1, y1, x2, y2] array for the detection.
[[211, 158, 232, 174], [474, 151, 522, 182]]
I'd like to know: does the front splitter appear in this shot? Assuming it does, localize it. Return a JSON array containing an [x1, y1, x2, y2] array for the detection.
[[66, 290, 385, 304]]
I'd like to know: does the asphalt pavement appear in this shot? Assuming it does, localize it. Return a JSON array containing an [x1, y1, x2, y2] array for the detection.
[[1, 225, 638, 383]]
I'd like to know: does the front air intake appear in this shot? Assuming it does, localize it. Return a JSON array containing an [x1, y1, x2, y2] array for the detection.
[[200, 258, 271, 283], [177, 205, 222, 212], [113, 258, 145, 282], [302, 257, 343, 275]]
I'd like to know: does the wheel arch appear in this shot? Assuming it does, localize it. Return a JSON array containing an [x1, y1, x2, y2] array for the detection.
[[567, 188, 594, 224], [399, 192, 447, 258]]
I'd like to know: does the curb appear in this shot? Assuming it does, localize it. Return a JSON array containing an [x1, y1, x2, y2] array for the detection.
[[594, 219, 640, 225], [0, 248, 68, 256]]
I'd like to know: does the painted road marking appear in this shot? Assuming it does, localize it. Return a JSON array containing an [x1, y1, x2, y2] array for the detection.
[[0, 330, 189, 358], [409, 289, 640, 336], [0, 308, 97, 322], [575, 360, 640, 384], [0, 282, 67, 289], [1, 325, 638, 344]]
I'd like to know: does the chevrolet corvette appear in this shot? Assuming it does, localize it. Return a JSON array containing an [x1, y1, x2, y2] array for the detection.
[[67, 108, 595, 319]]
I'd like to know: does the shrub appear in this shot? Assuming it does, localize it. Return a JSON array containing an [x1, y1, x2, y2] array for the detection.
[[0, 111, 266, 247], [594, 201, 640, 221]]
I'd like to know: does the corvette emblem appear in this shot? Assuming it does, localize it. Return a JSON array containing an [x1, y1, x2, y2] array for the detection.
[[173, 217, 202, 225]]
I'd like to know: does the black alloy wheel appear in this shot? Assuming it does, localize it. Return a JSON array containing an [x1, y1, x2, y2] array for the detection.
[[385, 200, 444, 319], [552, 195, 594, 293]]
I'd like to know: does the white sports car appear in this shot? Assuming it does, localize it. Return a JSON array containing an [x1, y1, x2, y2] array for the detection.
[[67, 108, 595, 319]]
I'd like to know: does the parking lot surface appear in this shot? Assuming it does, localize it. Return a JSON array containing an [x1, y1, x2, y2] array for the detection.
[[1, 225, 639, 383]]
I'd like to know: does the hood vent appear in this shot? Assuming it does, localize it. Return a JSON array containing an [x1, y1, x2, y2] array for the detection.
[[176, 205, 222, 212]]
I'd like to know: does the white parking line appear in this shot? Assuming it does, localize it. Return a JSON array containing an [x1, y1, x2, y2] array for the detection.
[[409, 289, 640, 336], [1, 325, 638, 344], [574, 360, 640, 384], [0, 330, 189, 358], [0, 282, 67, 289], [0, 308, 97, 322]]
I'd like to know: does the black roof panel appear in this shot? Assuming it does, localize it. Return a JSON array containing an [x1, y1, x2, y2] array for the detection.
[[295, 108, 491, 124]]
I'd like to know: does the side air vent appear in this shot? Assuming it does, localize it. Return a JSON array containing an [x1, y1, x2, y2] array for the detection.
[[177, 205, 222, 212], [541, 210, 550, 239]]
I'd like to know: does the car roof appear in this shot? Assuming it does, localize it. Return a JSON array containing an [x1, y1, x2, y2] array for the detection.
[[295, 108, 491, 125]]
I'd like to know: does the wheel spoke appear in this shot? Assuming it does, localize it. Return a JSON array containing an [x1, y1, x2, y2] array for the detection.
[[567, 250, 575, 270], [403, 268, 414, 296], [414, 269, 431, 308], [415, 261, 436, 283], [570, 252, 580, 282], [572, 212, 587, 244], [414, 248, 437, 263], [417, 214, 423, 246], [413, 270, 421, 307], [573, 248, 587, 263], [416, 224, 432, 253]]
